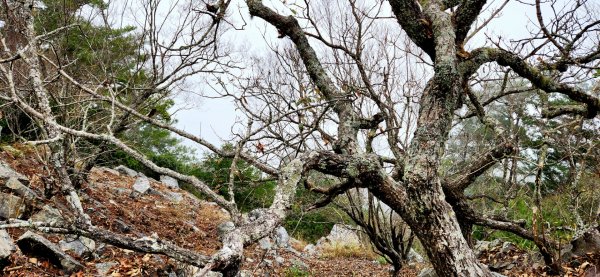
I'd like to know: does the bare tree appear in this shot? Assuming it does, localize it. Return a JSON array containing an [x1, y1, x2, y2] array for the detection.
[[341, 189, 414, 276], [1, 0, 599, 276]]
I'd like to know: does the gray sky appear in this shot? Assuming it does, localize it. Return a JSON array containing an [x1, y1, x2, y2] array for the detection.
[[170, 0, 543, 158]]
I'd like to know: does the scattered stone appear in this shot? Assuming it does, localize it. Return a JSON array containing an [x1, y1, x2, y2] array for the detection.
[[59, 236, 96, 257], [239, 270, 252, 277], [0, 230, 16, 265], [95, 167, 120, 176], [407, 248, 424, 263], [500, 241, 516, 254], [315, 237, 327, 247], [30, 205, 65, 225], [262, 259, 273, 267], [259, 237, 272, 250], [325, 224, 361, 247], [163, 191, 183, 204], [571, 228, 600, 257], [217, 221, 235, 239], [0, 192, 26, 219], [274, 226, 290, 248], [95, 261, 118, 276], [291, 258, 309, 271], [417, 267, 436, 277], [160, 175, 179, 189], [474, 239, 502, 256], [275, 256, 285, 265], [16, 231, 83, 273], [303, 244, 317, 256], [114, 165, 138, 177], [560, 244, 574, 261], [246, 257, 254, 263], [0, 160, 28, 184], [4, 177, 38, 201], [132, 176, 151, 194]]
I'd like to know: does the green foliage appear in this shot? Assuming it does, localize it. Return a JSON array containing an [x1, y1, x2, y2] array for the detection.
[[36, 0, 142, 77], [107, 125, 196, 176], [470, 186, 579, 249], [376, 256, 388, 265], [285, 210, 336, 243], [192, 144, 275, 212], [284, 181, 351, 243], [285, 265, 310, 277]]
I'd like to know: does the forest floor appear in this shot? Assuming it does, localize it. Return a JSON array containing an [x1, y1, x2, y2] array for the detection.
[[0, 145, 598, 276]]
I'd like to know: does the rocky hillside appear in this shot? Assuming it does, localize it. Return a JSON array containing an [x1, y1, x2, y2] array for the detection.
[[0, 145, 398, 276], [1, 144, 599, 277]]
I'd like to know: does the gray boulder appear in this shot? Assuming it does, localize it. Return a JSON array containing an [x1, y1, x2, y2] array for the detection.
[[95, 167, 120, 176], [114, 165, 138, 177], [275, 256, 285, 265], [217, 221, 235, 239], [160, 175, 179, 189], [16, 231, 83, 273], [0, 161, 28, 184], [408, 248, 424, 263], [571, 228, 600, 257], [315, 237, 327, 248], [59, 236, 96, 257], [500, 241, 516, 254], [291, 259, 309, 271], [325, 224, 361, 247], [259, 237, 272, 250], [4, 177, 38, 201], [0, 192, 26, 219], [303, 244, 317, 256], [95, 261, 118, 276], [274, 226, 290, 248], [30, 205, 65, 225], [132, 176, 151, 194], [474, 239, 502, 256], [0, 230, 16, 265], [163, 191, 183, 204]]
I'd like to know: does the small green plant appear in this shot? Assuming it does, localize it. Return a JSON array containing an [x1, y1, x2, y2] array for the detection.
[[285, 265, 310, 277], [376, 256, 388, 265]]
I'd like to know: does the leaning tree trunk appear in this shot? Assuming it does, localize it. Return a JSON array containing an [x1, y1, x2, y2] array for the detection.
[[408, 192, 485, 275], [371, 177, 490, 276]]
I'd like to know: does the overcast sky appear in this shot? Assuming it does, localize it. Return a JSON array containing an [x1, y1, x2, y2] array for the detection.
[[168, 0, 548, 158]]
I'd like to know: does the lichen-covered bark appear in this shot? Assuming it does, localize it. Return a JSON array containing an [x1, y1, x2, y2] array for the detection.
[[245, 0, 494, 275], [16, 2, 91, 226], [387, 0, 436, 58]]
